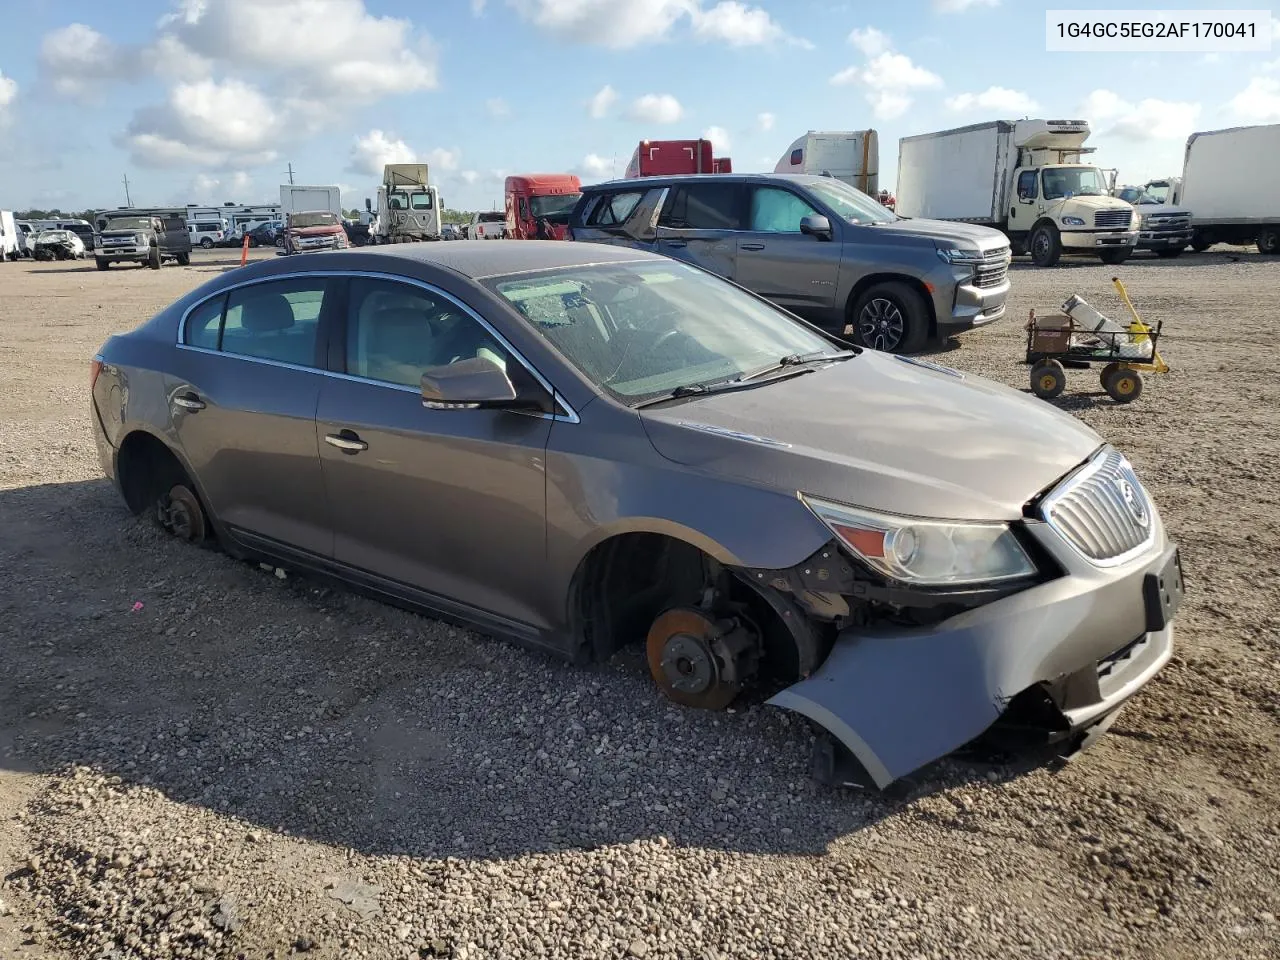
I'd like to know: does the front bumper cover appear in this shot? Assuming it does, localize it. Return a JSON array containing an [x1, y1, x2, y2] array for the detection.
[[768, 522, 1180, 789]]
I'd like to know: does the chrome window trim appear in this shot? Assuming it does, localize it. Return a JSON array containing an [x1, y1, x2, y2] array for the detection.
[[176, 269, 580, 424]]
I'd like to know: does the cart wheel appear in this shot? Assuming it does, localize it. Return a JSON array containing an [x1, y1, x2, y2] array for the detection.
[[1030, 360, 1067, 400], [1099, 362, 1121, 390], [1104, 367, 1144, 403]]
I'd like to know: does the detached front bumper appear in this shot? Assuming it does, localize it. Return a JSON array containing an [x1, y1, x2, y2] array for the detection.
[[769, 520, 1181, 789]]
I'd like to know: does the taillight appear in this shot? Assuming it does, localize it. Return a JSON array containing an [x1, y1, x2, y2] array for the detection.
[[90, 357, 104, 391]]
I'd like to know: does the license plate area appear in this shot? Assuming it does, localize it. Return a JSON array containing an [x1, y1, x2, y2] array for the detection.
[[1143, 548, 1184, 632]]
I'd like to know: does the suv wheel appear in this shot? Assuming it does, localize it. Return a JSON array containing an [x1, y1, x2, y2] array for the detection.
[[851, 282, 929, 354]]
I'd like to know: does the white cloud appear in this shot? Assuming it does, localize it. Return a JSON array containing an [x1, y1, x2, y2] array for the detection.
[[690, 1, 809, 48], [122, 77, 283, 167], [472, 0, 487, 12], [628, 92, 684, 123], [0, 69, 15, 127], [39, 23, 138, 96], [703, 125, 732, 152], [587, 83, 618, 119], [935, 0, 998, 11], [186, 170, 254, 204], [578, 153, 616, 179], [847, 26, 890, 57], [867, 91, 912, 120], [757, 111, 775, 132], [1081, 89, 1201, 140], [945, 85, 1038, 114], [460, 170, 480, 185], [1229, 76, 1280, 121], [486, 97, 511, 119], [427, 147, 462, 172], [507, 0, 695, 49], [348, 129, 415, 177]]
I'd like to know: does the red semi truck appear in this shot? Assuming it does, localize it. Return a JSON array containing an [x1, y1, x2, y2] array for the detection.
[[504, 174, 582, 240], [624, 139, 733, 178]]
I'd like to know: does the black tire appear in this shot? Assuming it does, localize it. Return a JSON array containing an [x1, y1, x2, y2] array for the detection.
[[1009, 237, 1028, 257], [1099, 247, 1131, 266], [176, 252, 191, 266], [850, 281, 930, 354], [1190, 233, 1212, 252], [200, 237, 214, 249], [96, 258, 110, 271], [1256, 229, 1280, 255], [1155, 248, 1183, 259], [1099, 362, 1121, 390], [1029, 223, 1062, 267], [149, 245, 162, 269], [1030, 359, 1067, 399], [275, 235, 285, 248], [1103, 366, 1144, 403]]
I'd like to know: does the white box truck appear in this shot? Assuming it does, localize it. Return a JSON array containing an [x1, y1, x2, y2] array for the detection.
[[279, 184, 343, 219], [774, 130, 879, 196], [1177, 124, 1280, 254], [896, 119, 1138, 267]]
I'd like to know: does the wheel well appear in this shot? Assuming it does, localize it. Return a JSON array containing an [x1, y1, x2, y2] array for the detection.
[[116, 432, 192, 515], [569, 532, 806, 680], [845, 273, 938, 338], [1031, 217, 1058, 234]]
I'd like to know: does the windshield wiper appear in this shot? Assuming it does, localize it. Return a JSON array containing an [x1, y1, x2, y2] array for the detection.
[[741, 349, 855, 381]]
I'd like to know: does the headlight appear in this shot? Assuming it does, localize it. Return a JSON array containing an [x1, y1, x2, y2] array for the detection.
[[802, 495, 1037, 586], [135, 233, 148, 243], [1061, 216, 1086, 226], [935, 246, 984, 264]]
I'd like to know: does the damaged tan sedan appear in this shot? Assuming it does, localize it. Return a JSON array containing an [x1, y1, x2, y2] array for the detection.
[[90, 241, 1184, 788]]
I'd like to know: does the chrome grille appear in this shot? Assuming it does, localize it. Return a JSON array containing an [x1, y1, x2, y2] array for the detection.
[[1040, 448, 1156, 564], [1094, 210, 1133, 229], [974, 246, 1010, 288]]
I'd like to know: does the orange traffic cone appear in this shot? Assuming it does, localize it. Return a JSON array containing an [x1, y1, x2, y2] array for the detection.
[[240, 233, 250, 267]]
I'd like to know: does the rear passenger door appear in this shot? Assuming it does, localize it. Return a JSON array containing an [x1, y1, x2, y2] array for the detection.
[[736, 185, 841, 320], [653, 182, 743, 281], [171, 275, 339, 556]]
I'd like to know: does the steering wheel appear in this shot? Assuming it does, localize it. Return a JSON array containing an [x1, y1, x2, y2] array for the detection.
[[650, 328, 684, 353]]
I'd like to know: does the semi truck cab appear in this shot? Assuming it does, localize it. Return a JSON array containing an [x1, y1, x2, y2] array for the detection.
[[505, 174, 582, 240]]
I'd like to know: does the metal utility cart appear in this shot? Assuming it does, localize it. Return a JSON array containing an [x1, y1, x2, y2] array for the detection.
[[1025, 277, 1169, 403]]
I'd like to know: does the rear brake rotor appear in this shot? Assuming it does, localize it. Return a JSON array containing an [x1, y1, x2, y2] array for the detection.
[[645, 607, 757, 711]]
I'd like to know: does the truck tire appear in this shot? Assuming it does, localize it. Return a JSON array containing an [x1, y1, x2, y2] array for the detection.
[[1256, 229, 1280, 255], [96, 258, 110, 271], [149, 245, 162, 269], [850, 281, 930, 355], [200, 238, 214, 249], [176, 252, 191, 266], [1190, 231, 1212, 252], [1029, 223, 1062, 267], [1099, 248, 1131, 266]]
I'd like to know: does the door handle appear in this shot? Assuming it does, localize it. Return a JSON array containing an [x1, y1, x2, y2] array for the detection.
[[664, 240, 687, 248], [740, 242, 766, 251], [324, 431, 368, 453], [173, 392, 205, 411]]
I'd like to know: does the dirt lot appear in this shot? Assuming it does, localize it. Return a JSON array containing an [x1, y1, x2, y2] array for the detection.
[[1, 247, 1278, 960]]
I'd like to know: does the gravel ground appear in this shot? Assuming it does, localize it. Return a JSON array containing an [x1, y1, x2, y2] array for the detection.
[[1, 247, 1278, 960]]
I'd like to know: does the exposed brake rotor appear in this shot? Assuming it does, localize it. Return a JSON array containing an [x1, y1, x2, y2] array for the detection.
[[645, 607, 759, 711]]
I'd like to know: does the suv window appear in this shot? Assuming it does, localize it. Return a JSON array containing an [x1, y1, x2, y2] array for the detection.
[[190, 278, 331, 367], [658, 184, 741, 230], [346, 278, 510, 389], [587, 191, 643, 227], [748, 187, 819, 233], [1017, 170, 1038, 200]]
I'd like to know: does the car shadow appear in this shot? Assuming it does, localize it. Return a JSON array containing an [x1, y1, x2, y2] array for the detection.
[[1, 478, 1081, 862]]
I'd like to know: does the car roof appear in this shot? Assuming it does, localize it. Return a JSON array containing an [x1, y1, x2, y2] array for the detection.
[[580, 173, 834, 192], [330, 239, 667, 279]]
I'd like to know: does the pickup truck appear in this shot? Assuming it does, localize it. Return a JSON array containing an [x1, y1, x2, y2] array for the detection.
[[94, 213, 192, 269], [466, 211, 506, 240]]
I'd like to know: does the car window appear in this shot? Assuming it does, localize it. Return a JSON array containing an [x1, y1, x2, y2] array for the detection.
[[488, 260, 835, 404], [184, 295, 226, 350], [346, 278, 510, 389], [216, 278, 328, 367], [1017, 170, 1038, 200], [658, 184, 741, 230], [749, 187, 819, 233], [587, 191, 643, 227]]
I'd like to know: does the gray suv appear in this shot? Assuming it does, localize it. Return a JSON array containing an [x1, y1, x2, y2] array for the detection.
[[568, 173, 1011, 353]]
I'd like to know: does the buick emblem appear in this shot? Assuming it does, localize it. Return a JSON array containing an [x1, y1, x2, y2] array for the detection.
[[1117, 477, 1148, 527]]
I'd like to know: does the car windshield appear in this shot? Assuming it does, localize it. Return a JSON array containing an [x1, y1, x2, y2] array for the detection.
[[801, 178, 898, 225], [1041, 167, 1108, 199], [290, 212, 338, 228], [487, 260, 842, 405], [529, 193, 581, 220], [103, 217, 151, 230]]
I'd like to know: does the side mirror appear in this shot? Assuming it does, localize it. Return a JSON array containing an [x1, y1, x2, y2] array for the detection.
[[421, 356, 521, 410], [799, 214, 833, 241], [365, 197, 372, 212]]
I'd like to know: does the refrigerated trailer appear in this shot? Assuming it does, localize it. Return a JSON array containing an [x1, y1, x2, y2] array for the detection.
[[1178, 124, 1280, 254], [896, 119, 1138, 267], [279, 184, 343, 219], [773, 130, 879, 195]]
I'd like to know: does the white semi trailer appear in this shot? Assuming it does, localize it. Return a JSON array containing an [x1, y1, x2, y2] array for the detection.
[[896, 119, 1138, 267], [774, 130, 879, 196], [1177, 124, 1280, 254]]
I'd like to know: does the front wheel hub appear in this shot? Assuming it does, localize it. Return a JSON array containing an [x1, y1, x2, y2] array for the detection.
[[645, 608, 758, 711]]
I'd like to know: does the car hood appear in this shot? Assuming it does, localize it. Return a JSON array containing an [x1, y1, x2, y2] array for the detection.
[[290, 224, 343, 236], [873, 217, 1008, 251], [639, 351, 1102, 521], [1052, 194, 1130, 210], [1138, 204, 1192, 217]]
